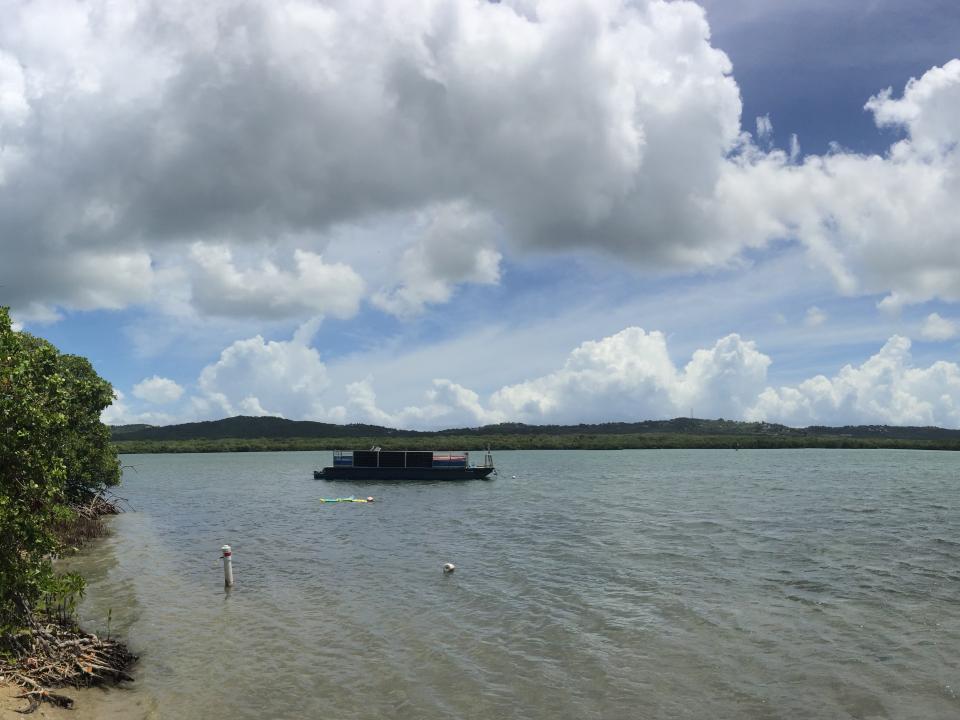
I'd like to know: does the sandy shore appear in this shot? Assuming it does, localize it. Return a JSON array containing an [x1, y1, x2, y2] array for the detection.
[[1, 682, 73, 718], [0, 681, 150, 719]]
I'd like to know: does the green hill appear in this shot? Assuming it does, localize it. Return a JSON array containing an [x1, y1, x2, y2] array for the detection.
[[109, 415, 424, 441]]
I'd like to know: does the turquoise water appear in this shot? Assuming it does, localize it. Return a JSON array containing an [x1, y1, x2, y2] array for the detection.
[[70, 450, 960, 719]]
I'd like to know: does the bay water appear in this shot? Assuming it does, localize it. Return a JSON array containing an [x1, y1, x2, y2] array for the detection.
[[67, 450, 959, 719]]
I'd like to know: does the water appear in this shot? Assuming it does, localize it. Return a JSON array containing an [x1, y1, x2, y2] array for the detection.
[[67, 450, 960, 719]]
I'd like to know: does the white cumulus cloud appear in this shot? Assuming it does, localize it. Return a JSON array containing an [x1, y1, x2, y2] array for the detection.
[[920, 312, 956, 341], [189, 244, 364, 320], [487, 328, 770, 424], [717, 59, 960, 308], [113, 323, 960, 429], [342, 328, 772, 428], [0, 0, 744, 319], [3, 0, 958, 325], [101, 389, 178, 426], [194, 319, 340, 420], [749, 336, 960, 427], [345, 377, 502, 429], [132, 375, 185, 404], [332, 328, 960, 429]]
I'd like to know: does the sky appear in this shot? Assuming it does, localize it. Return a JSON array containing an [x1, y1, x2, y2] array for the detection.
[[3, 0, 960, 429]]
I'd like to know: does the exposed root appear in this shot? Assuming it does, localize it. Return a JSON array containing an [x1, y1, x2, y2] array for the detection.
[[2, 495, 134, 712], [54, 490, 128, 548], [1, 619, 136, 713], [13, 682, 75, 713]]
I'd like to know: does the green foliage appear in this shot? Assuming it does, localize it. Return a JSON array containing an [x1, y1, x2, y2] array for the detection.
[[0, 307, 120, 632], [113, 432, 960, 454], [57, 354, 121, 501], [38, 572, 86, 626]]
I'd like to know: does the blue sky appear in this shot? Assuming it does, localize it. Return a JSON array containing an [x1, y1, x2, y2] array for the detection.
[[4, 0, 960, 428], [703, 0, 960, 154]]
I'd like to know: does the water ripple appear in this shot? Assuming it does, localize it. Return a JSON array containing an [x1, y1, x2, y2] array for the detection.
[[64, 449, 960, 720]]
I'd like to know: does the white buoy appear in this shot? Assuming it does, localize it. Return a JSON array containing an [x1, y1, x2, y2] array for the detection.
[[443, 563, 455, 574], [221, 544, 234, 587]]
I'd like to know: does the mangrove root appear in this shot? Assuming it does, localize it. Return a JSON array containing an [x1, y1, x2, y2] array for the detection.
[[1, 620, 137, 714]]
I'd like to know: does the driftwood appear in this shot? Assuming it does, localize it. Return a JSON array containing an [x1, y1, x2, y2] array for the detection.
[[1, 619, 136, 714], [10, 674, 75, 713]]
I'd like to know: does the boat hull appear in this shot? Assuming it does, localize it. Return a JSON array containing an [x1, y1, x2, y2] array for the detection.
[[314, 466, 494, 481]]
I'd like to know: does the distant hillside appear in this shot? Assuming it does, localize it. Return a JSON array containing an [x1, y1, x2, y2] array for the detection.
[[109, 415, 421, 441], [109, 415, 960, 442], [110, 423, 155, 436]]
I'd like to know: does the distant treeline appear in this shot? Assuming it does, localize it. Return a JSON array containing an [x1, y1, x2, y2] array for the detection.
[[111, 415, 960, 445], [114, 432, 960, 454]]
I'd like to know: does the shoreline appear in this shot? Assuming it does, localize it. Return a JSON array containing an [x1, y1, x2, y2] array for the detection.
[[113, 435, 960, 453], [1, 682, 88, 718], [0, 503, 136, 717], [0, 681, 146, 719]]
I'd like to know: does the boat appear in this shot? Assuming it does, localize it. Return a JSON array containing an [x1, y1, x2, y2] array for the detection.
[[314, 448, 495, 481]]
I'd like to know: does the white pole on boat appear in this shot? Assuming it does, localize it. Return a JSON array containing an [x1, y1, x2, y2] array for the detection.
[[221, 544, 234, 587]]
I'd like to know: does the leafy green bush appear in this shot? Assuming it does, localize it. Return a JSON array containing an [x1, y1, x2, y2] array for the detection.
[[0, 307, 120, 632]]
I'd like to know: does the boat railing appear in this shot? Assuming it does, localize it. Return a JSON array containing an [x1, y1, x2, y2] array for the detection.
[[479, 447, 494, 468]]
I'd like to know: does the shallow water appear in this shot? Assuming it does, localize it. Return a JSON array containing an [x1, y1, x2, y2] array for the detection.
[[69, 449, 960, 719]]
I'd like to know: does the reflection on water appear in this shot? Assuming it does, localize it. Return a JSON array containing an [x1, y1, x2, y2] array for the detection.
[[69, 450, 960, 719]]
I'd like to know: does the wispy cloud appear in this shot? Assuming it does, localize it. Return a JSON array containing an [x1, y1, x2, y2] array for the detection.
[[804, 307, 827, 328]]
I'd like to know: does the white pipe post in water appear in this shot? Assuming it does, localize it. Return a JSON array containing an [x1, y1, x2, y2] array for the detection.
[[221, 544, 234, 587]]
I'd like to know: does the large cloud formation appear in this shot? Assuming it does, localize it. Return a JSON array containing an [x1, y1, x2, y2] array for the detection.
[[3, 0, 901, 322], [1, 0, 749, 322], [118, 324, 960, 429], [485, 328, 770, 424], [188, 244, 364, 320], [193, 320, 341, 419], [3, 0, 959, 322], [751, 336, 960, 428], [356, 330, 960, 429]]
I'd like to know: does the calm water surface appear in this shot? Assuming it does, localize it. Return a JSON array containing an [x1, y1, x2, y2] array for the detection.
[[69, 450, 960, 719]]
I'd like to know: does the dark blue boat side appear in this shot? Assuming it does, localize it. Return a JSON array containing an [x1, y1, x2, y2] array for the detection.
[[314, 449, 495, 481]]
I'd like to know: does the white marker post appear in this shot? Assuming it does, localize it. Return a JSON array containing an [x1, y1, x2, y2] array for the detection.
[[221, 544, 234, 587]]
